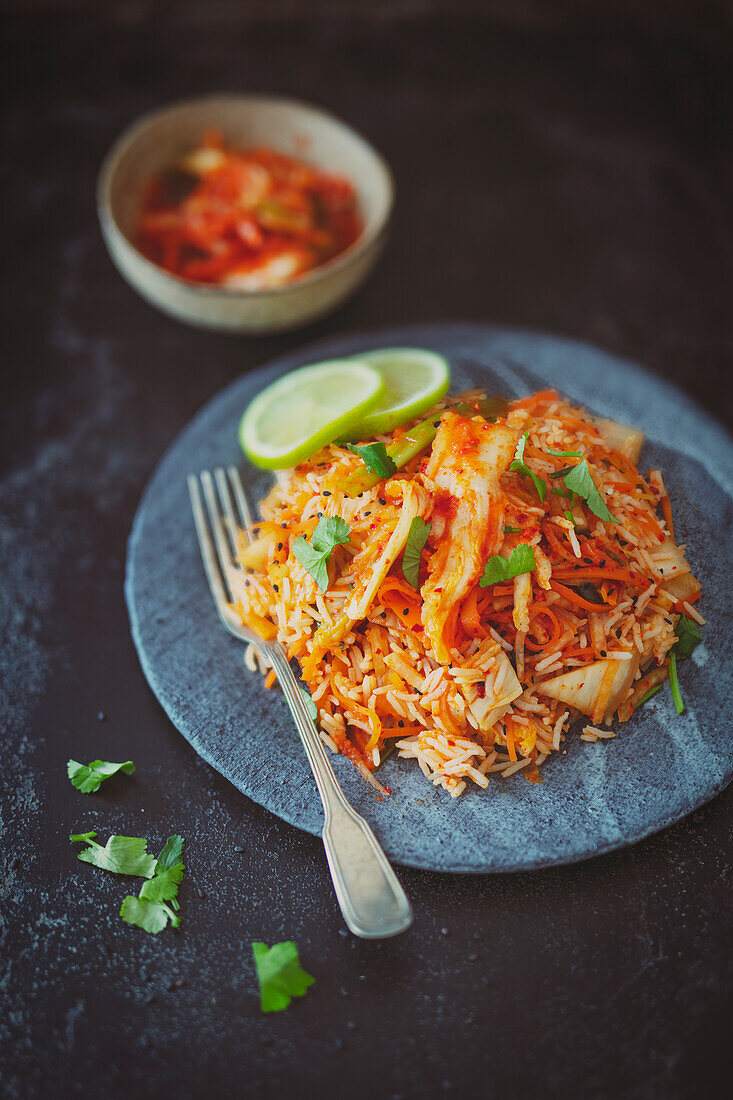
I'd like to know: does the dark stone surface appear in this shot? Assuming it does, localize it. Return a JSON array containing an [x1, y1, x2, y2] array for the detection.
[[2, 3, 732, 1098]]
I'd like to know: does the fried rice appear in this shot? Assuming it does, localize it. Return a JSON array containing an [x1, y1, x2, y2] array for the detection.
[[234, 388, 703, 797]]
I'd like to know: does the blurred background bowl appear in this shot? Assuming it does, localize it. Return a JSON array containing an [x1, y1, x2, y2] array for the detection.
[[97, 94, 394, 334]]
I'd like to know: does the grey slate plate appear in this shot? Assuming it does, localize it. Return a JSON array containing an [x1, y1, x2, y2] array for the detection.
[[126, 324, 733, 872]]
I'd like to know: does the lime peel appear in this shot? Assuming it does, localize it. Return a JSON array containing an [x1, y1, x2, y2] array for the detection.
[[239, 359, 384, 469], [339, 348, 450, 441]]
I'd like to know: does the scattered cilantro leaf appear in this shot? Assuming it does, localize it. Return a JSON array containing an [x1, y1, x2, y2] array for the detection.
[[139, 864, 184, 904], [671, 615, 702, 661], [564, 509, 577, 526], [156, 834, 185, 872], [252, 941, 315, 1013], [347, 442, 397, 479], [70, 833, 156, 878], [550, 465, 574, 480], [551, 486, 570, 498], [67, 758, 135, 794], [120, 896, 180, 934], [292, 516, 351, 593], [503, 525, 522, 533], [299, 686, 319, 724], [120, 834, 186, 933], [480, 544, 537, 587], [510, 432, 546, 502], [563, 460, 617, 523], [546, 446, 582, 457], [402, 517, 431, 589]]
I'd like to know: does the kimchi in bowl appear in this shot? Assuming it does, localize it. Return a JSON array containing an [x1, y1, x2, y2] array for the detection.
[[97, 95, 394, 333]]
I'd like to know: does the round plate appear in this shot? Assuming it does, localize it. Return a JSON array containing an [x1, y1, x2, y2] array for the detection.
[[126, 324, 733, 872]]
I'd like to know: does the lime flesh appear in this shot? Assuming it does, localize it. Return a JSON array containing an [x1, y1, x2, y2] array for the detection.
[[339, 348, 450, 441], [239, 359, 384, 469]]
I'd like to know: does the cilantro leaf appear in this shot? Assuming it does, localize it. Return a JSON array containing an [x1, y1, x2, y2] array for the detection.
[[402, 517, 431, 589], [546, 446, 582, 457], [671, 615, 702, 661], [564, 509, 577, 526], [292, 515, 351, 592], [139, 863, 184, 903], [299, 686, 319, 724], [510, 432, 546, 502], [120, 896, 180, 934], [480, 544, 537, 587], [70, 833, 156, 878], [252, 941, 315, 1013], [67, 758, 135, 794], [503, 525, 522, 533], [347, 442, 397, 479], [120, 834, 186, 933], [311, 515, 351, 553], [563, 460, 617, 523], [156, 833, 185, 872]]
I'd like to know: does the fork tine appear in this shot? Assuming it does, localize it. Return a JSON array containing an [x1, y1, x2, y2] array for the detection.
[[214, 467, 240, 559], [200, 470, 242, 601], [227, 465, 255, 546], [187, 474, 230, 613]]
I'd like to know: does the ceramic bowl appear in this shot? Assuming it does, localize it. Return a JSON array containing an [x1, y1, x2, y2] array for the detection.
[[97, 95, 394, 333]]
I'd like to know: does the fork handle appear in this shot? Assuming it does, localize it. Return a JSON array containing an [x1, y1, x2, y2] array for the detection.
[[265, 645, 413, 939]]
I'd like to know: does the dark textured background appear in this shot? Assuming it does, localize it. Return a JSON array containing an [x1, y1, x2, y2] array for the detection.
[[2, 2, 732, 1097]]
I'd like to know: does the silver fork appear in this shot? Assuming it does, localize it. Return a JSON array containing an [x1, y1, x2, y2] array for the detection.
[[188, 466, 413, 939]]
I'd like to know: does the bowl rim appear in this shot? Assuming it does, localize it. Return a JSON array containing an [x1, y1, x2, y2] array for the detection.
[[96, 92, 395, 299]]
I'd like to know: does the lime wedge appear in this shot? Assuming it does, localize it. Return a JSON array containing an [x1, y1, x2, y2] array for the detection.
[[239, 359, 384, 469], [339, 348, 450, 441]]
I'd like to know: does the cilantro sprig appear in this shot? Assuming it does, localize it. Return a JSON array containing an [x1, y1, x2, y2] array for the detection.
[[510, 433, 546, 502], [121, 834, 186, 934], [480, 544, 537, 587], [668, 615, 702, 714], [252, 941, 315, 1013], [402, 517, 431, 589], [347, 442, 397, 479], [70, 832, 157, 878], [563, 460, 617, 523], [546, 446, 582, 457], [292, 515, 351, 592], [67, 758, 135, 794]]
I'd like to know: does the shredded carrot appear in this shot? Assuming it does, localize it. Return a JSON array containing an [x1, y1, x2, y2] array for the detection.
[[550, 579, 612, 612]]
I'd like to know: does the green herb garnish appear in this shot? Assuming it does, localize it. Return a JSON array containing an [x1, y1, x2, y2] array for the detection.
[[546, 447, 582, 457], [480, 544, 537, 587], [510, 432, 546, 502], [120, 834, 185, 934], [252, 941, 315, 1014], [666, 614, 703, 714], [70, 832, 157, 878], [347, 442, 397, 479], [563, 459, 617, 523], [564, 510, 577, 526], [67, 758, 135, 794], [402, 517, 431, 589], [671, 615, 702, 660], [292, 516, 351, 592], [503, 525, 522, 533]]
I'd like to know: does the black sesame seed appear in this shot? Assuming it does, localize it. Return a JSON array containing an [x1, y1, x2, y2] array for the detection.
[[364, 511, 371, 516], [398, 720, 404, 727], [273, 584, 279, 593], [322, 490, 332, 497], [379, 497, 386, 506], [277, 542, 283, 551], [403, 609, 409, 616]]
